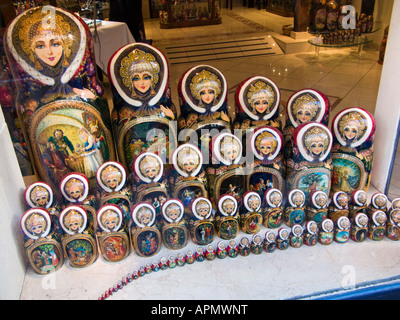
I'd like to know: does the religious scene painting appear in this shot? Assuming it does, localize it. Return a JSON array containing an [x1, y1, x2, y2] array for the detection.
[[332, 158, 362, 194], [298, 172, 330, 199]]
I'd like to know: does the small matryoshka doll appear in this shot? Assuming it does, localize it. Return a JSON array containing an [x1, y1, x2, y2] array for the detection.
[[251, 234, 264, 255], [331, 108, 375, 195], [60, 172, 97, 231], [207, 132, 245, 207], [205, 245, 216, 261], [216, 241, 227, 259], [160, 199, 189, 250], [350, 213, 368, 243], [318, 218, 334, 245], [286, 122, 333, 198], [233, 76, 282, 144], [4, 7, 115, 194], [246, 126, 285, 195], [239, 237, 251, 257], [284, 189, 306, 227], [263, 188, 284, 229], [367, 193, 388, 218], [132, 151, 169, 218], [59, 205, 98, 268], [178, 65, 230, 151], [328, 191, 349, 223], [334, 216, 351, 244], [240, 191, 263, 234], [96, 204, 130, 263], [304, 221, 319, 246], [130, 202, 162, 257], [215, 194, 240, 240], [264, 230, 277, 253], [306, 190, 328, 225], [349, 189, 368, 219], [96, 161, 133, 224], [20, 208, 64, 275], [170, 143, 208, 214], [289, 224, 304, 248], [276, 228, 290, 251], [108, 43, 177, 172], [188, 197, 215, 245], [368, 210, 387, 241], [386, 209, 400, 241], [227, 240, 239, 258]]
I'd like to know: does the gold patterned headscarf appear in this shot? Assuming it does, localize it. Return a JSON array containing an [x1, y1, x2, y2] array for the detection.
[[255, 131, 277, 154], [338, 111, 367, 141], [190, 70, 221, 101], [304, 127, 330, 156], [247, 81, 275, 113], [292, 94, 319, 120], [25, 213, 47, 234]]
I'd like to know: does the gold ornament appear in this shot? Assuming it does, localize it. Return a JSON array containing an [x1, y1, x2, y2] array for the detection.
[[190, 70, 221, 101]]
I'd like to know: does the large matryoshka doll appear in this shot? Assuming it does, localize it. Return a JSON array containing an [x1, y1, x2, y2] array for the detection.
[[178, 65, 230, 150], [170, 143, 208, 214], [207, 132, 245, 208], [246, 126, 285, 195], [108, 43, 177, 172], [4, 6, 115, 195], [331, 107, 375, 195], [286, 122, 333, 199], [233, 76, 282, 145]]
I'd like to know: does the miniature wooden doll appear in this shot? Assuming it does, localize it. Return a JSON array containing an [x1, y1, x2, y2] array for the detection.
[[284, 189, 306, 227], [170, 143, 208, 214], [185, 249, 195, 264], [130, 202, 162, 257], [289, 224, 304, 248], [59, 205, 98, 268], [188, 197, 215, 245], [263, 188, 284, 229], [132, 151, 169, 218], [160, 199, 189, 250], [96, 204, 130, 262], [96, 161, 133, 224], [207, 132, 245, 207], [205, 245, 216, 261], [328, 191, 349, 223], [251, 234, 264, 255], [20, 208, 64, 274], [390, 198, 400, 212], [331, 108, 376, 195], [318, 218, 334, 245], [215, 194, 240, 240], [240, 191, 263, 234], [177, 65, 230, 150], [264, 230, 277, 253], [350, 212, 368, 243], [304, 221, 319, 246], [306, 190, 328, 224], [334, 216, 351, 244], [276, 228, 290, 250], [233, 76, 282, 145], [246, 126, 285, 195], [4, 7, 115, 194], [168, 255, 177, 268], [286, 122, 333, 198], [216, 241, 228, 259], [195, 247, 205, 262], [239, 237, 251, 257], [367, 193, 388, 218], [368, 210, 387, 241], [386, 209, 400, 241], [108, 42, 177, 172], [227, 240, 239, 258], [349, 189, 368, 220], [176, 252, 186, 266]]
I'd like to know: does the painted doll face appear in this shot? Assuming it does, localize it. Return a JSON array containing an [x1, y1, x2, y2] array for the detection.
[[105, 218, 117, 230], [31, 222, 45, 235], [343, 125, 358, 141], [105, 173, 119, 189], [182, 159, 195, 173], [249, 196, 260, 211], [33, 32, 64, 67], [132, 72, 152, 93], [68, 217, 81, 231], [68, 185, 82, 200], [144, 164, 159, 179], [200, 87, 215, 105], [197, 205, 210, 218], [310, 139, 325, 156], [293, 193, 304, 207], [34, 192, 49, 207], [260, 138, 274, 156], [358, 192, 367, 205], [315, 194, 327, 207], [337, 194, 348, 207], [296, 108, 312, 123], [140, 213, 151, 226], [222, 145, 239, 161], [254, 98, 269, 114], [375, 195, 387, 208]]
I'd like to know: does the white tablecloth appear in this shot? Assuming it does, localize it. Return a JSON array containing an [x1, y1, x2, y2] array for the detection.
[[90, 20, 136, 74]]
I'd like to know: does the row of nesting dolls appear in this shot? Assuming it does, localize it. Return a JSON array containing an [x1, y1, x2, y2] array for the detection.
[[2, 6, 375, 205]]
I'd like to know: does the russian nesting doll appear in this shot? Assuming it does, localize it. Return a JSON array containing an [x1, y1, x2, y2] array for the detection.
[[170, 143, 208, 214], [132, 151, 170, 218], [251, 234, 264, 255], [207, 132, 245, 207], [368, 210, 387, 241], [349, 189, 368, 219], [160, 199, 189, 250], [4, 6, 115, 195], [96, 204, 130, 262], [286, 122, 333, 199], [188, 197, 215, 245], [328, 191, 349, 223], [263, 230, 277, 253], [21, 208, 64, 274], [59, 205, 98, 268], [306, 190, 328, 224], [239, 237, 251, 256], [386, 208, 400, 241], [318, 218, 334, 245], [96, 161, 133, 224], [276, 228, 290, 250], [334, 216, 350, 244], [304, 221, 319, 246], [289, 224, 304, 248], [108, 42, 177, 171], [240, 191, 263, 234], [227, 240, 239, 258], [367, 193, 388, 217], [177, 65, 230, 150], [350, 212, 368, 243], [130, 202, 162, 257], [284, 189, 306, 227], [246, 126, 285, 194], [331, 108, 375, 195], [216, 241, 228, 259], [215, 194, 240, 240], [263, 188, 284, 229]]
